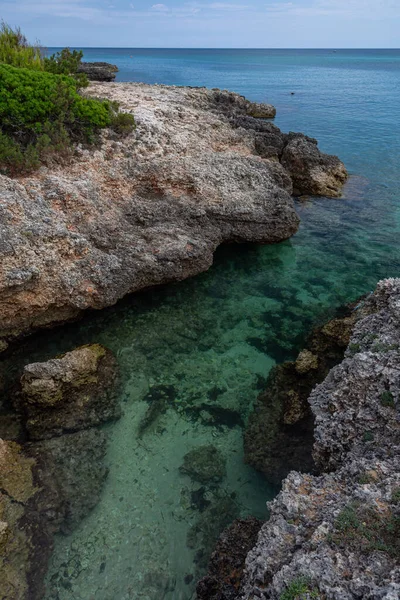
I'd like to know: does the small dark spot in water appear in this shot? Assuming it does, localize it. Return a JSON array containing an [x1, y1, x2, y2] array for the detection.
[[184, 574, 194, 585], [207, 386, 226, 401], [119, 496, 124, 502], [191, 487, 211, 512], [185, 403, 243, 429], [99, 562, 106, 573]]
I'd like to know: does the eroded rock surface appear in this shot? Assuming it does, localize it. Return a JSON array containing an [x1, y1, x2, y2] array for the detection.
[[240, 279, 400, 599], [0, 344, 120, 600], [0, 83, 346, 340], [19, 344, 120, 440], [244, 302, 358, 485]]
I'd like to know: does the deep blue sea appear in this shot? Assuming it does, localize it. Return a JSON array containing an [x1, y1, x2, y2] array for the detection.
[[28, 49, 400, 599]]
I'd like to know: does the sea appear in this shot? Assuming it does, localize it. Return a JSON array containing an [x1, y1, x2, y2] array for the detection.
[[16, 49, 400, 599]]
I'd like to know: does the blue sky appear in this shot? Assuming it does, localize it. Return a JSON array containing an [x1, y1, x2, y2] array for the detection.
[[1, 0, 400, 47]]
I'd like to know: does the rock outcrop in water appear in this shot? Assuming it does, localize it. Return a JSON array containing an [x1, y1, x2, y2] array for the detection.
[[202, 279, 400, 600], [0, 344, 120, 600], [244, 302, 359, 485], [0, 83, 346, 341], [77, 61, 118, 81]]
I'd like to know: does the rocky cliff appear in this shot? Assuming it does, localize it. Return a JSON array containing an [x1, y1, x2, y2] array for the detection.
[[200, 279, 399, 600], [0, 83, 346, 341]]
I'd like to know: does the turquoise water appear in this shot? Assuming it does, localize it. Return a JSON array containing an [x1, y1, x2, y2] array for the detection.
[[20, 49, 400, 598]]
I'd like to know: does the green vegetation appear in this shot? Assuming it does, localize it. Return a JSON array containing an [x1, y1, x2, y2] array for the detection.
[[330, 503, 400, 559], [0, 23, 135, 175], [348, 342, 360, 356], [380, 391, 395, 408], [0, 21, 42, 70], [363, 431, 374, 442], [279, 576, 319, 600], [43, 47, 88, 88]]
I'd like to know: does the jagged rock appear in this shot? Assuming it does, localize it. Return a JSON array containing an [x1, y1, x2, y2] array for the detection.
[[196, 517, 263, 600], [244, 303, 357, 485], [180, 445, 226, 484], [245, 102, 276, 119], [280, 133, 348, 197], [0, 83, 345, 341], [77, 61, 118, 81], [240, 279, 400, 600], [19, 344, 120, 440]]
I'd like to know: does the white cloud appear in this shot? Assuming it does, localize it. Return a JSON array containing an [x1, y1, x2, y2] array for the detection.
[[209, 2, 249, 10], [151, 3, 169, 10]]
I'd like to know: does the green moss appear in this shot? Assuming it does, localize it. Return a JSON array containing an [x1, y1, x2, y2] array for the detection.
[[391, 488, 400, 504], [348, 343, 360, 356]]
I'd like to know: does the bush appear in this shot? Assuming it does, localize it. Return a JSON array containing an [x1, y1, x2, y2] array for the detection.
[[0, 64, 111, 174], [0, 21, 43, 70], [44, 47, 88, 88]]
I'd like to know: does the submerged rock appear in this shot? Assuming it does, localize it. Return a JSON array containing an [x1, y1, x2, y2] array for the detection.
[[244, 302, 357, 485], [196, 517, 263, 600], [0, 83, 346, 341], [0, 342, 120, 599], [180, 444, 227, 484], [19, 344, 120, 440], [240, 278, 400, 600]]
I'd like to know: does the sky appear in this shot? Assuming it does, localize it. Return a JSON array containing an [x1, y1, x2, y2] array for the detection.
[[1, 0, 400, 48]]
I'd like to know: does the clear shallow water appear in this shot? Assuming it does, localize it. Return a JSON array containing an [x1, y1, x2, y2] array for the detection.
[[18, 49, 400, 598]]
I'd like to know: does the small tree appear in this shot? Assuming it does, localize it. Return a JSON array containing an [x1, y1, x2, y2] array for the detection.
[[0, 21, 43, 70]]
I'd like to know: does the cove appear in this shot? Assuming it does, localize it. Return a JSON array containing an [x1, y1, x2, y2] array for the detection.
[[2, 49, 400, 600]]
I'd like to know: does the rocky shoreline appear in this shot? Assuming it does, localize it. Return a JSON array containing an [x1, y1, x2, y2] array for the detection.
[[198, 279, 400, 600], [0, 82, 346, 343], [0, 83, 360, 600]]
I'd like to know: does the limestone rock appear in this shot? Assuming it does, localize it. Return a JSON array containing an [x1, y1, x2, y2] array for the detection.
[[281, 133, 348, 197], [196, 517, 263, 600], [20, 344, 120, 440], [0, 83, 346, 341], [0, 439, 54, 600], [244, 303, 357, 485], [295, 349, 318, 374], [28, 428, 108, 533], [180, 445, 226, 484], [240, 279, 400, 600], [77, 61, 118, 81]]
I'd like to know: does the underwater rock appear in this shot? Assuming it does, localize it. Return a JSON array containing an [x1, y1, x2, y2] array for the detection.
[[0, 439, 55, 600], [28, 428, 108, 533], [196, 517, 263, 600], [0, 83, 345, 340], [240, 278, 400, 600], [180, 444, 227, 484], [187, 490, 239, 573], [19, 344, 120, 440], [77, 61, 118, 81], [244, 302, 357, 485], [280, 133, 348, 197]]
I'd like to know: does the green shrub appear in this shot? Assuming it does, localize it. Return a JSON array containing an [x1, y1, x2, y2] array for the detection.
[[44, 47, 88, 88], [0, 63, 111, 174], [110, 110, 136, 136], [0, 21, 43, 70], [330, 502, 400, 558], [279, 576, 319, 600], [380, 391, 395, 408]]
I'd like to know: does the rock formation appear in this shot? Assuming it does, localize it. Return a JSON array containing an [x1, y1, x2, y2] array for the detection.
[[228, 279, 400, 600], [0, 83, 346, 341], [244, 301, 359, 485], [0, 344, 120, 600], [77, 61, 118, 81], [19, 344, 120, 439]]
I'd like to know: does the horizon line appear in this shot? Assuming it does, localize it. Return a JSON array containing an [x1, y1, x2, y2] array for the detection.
[[45, 46, 400, 50]]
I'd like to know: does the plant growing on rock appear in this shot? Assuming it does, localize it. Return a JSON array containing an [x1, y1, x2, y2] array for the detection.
[[44, 47, 88, 88], [279, 577, 319, 600]]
